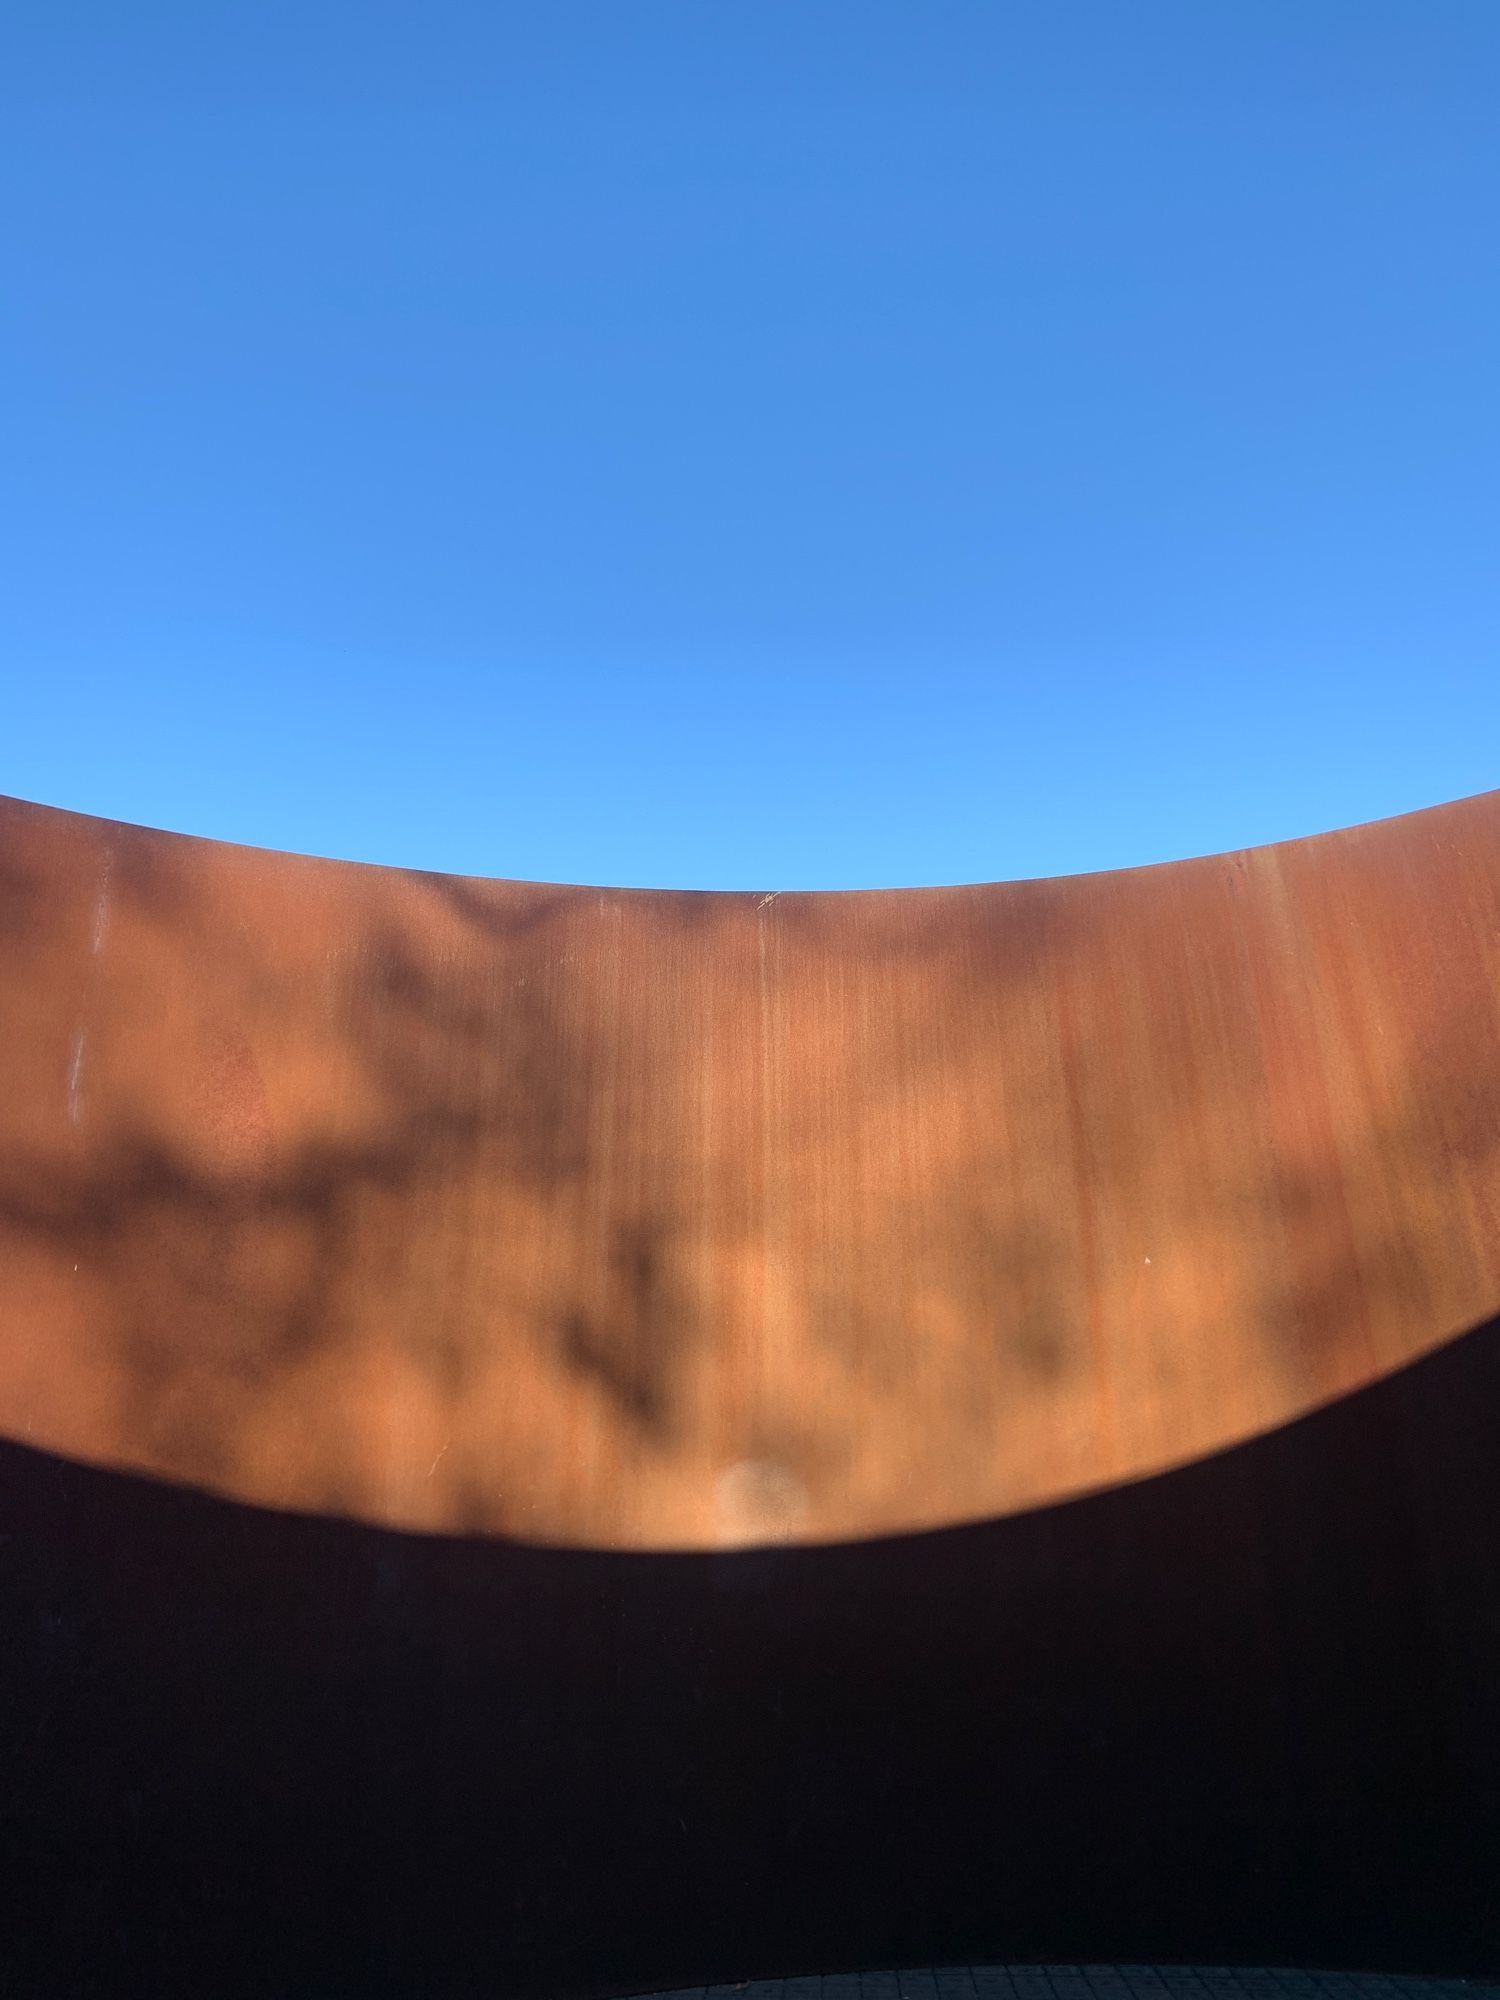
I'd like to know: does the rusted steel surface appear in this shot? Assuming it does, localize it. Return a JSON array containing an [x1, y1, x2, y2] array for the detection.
[[1, 788, 1498, 1547], [6, 788, 1500, 1994]]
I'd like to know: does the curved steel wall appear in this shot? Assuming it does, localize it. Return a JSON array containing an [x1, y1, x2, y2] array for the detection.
[[1, 791, 1498, 1545], [2, 789, 1499, 1993]]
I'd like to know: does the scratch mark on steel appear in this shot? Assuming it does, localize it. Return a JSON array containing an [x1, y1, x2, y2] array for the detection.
[[90, 851, 113, 955], [66, 1030, 87, 1125]]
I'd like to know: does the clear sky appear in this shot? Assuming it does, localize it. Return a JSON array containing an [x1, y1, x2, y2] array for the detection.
[[3, 3, 1497, 889]]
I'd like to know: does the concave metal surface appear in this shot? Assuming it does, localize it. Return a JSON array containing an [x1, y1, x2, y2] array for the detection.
[[2, 789, 1497, 1547]]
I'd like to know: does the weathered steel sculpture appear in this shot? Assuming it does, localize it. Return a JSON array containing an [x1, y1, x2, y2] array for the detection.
[[2, 789, 1498, 1995]]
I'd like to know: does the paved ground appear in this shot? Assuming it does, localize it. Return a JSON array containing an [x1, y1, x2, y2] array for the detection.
[[631, 1970, 1500, 2000]]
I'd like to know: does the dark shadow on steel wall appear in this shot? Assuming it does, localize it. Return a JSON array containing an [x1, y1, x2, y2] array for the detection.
[[3, 1305, 1499, 2000]]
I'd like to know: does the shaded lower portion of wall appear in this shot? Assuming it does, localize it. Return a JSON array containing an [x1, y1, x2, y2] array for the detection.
[[636, 1969, 1500, 2000], [3, 1312, 1499, 2000]]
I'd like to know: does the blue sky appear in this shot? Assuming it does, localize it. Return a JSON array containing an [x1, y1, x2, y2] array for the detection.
[[3, 3, 1497, 889]]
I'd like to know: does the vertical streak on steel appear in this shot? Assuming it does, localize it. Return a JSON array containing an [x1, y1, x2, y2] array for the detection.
[[66, 1030, 87, 1126], [1247, 850, 1378, 1400], [65, 845, 113, 1129], [90, 851, 112, 956], [757, 903, 776, 1415], [1054, 965, 1118, 1473]]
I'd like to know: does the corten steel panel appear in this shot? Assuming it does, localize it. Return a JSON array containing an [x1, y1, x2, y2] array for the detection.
[[0, 789, 1498, 1546], [4, 789, 1500, 1995]]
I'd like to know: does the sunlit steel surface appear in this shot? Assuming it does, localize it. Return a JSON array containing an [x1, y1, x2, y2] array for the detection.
[[1, 789, 1498, 1546], [6, 789, 1500, 1994]]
